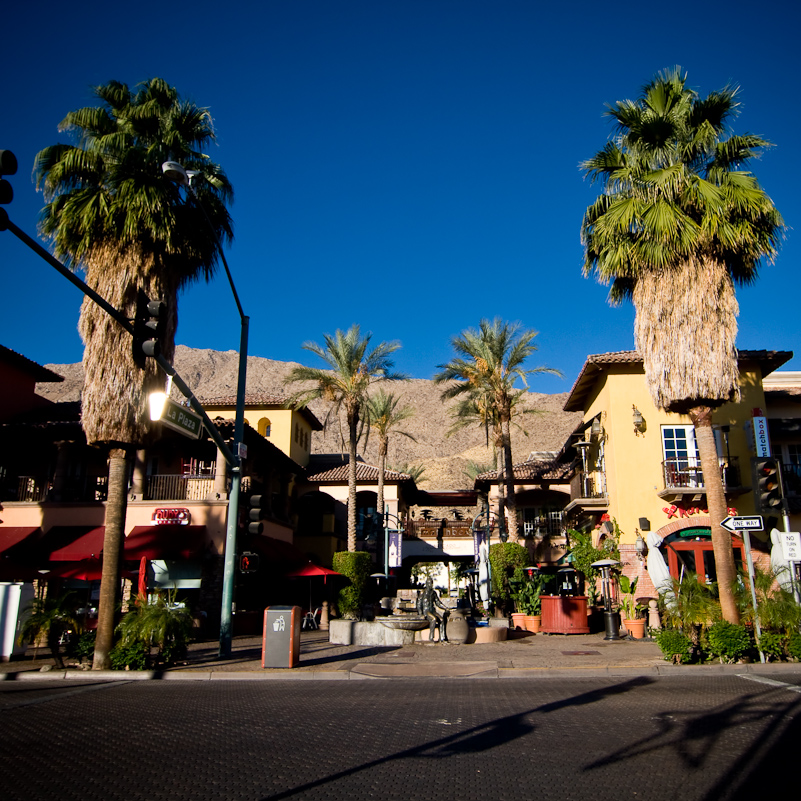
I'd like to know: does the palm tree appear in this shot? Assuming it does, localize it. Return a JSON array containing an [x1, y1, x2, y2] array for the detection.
[[284, 325, 404, 551], [34, 78, 233, 668], [363, 389, 416, 526], [389, 462, 427, 485], [581, 67, 784, 624], [434, 318, 561, 540]]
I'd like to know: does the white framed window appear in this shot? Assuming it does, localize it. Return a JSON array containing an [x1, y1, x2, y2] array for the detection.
[[662, 425, 701, 487]]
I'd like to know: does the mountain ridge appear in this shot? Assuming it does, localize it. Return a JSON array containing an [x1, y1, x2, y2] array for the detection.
[[39, 345, 582, 490]]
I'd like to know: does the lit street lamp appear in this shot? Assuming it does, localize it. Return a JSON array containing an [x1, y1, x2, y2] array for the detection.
[[162, 161, 248, 659]]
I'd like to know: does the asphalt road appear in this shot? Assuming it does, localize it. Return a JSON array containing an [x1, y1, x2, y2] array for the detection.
[[1, 673, 799, 801]]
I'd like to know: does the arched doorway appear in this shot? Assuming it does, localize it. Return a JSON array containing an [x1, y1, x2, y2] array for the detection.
[[658, 524, 745, 584]]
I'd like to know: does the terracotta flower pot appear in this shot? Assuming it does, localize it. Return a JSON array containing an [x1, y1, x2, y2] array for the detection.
[[524, 615, 541, 633], [511, 612, 526, 630], [624, 618, 646, 639]]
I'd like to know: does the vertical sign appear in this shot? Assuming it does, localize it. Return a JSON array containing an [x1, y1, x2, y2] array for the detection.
[[388, 529, 402, 568], [781, 531, 801, 562], [753, 416, 771, 457], [473, 527, 487, 561]]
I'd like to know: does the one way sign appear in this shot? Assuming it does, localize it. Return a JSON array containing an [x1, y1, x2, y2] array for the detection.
[[720, 515, 764, 533]]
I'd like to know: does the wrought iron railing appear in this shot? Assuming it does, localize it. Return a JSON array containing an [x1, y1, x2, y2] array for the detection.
[[575, 470, 607, 499], [662, 457, 741, 490], [146, 474, 217, 501]]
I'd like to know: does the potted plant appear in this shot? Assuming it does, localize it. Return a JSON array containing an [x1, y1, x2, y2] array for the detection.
[[517, 573, 544, 633], [619, 575, 645, 638]]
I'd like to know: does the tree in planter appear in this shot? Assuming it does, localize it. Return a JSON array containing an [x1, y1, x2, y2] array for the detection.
[[488, 541, 530, 614], [510, 572, 544, 616], [332, 551, 372, 619], [19, 593, 80, 669], [114, 592, 193, 668]]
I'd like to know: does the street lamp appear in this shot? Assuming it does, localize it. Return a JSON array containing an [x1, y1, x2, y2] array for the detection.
[[162, 161, 249, 659]]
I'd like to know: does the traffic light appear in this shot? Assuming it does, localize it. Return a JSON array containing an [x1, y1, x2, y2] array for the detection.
[[133, 289, 166, 364], [753, 457, 783, 513], [0, 150, 18, 231], [239, 551, 260, 573], [248, 494, 269, 535]]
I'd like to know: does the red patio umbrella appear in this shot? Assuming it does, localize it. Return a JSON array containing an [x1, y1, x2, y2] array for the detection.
[[138, 556, 148, 599], [285, 562, 343, 612]]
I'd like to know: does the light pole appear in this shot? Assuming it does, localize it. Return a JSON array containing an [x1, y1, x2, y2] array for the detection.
[[162, 161, 248, 659]]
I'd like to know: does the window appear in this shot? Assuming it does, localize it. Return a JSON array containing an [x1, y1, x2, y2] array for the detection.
[[257, 417, 271, 437], [662, 425, 701, 487], [522, 507, 563, 537]]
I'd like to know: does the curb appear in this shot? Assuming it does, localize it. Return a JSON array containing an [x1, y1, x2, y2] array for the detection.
[[3, 662, 801, 682]]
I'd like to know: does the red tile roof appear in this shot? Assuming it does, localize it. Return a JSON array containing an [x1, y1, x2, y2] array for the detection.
[[306, 455, 412, 484], [475, 458, 571, 484]]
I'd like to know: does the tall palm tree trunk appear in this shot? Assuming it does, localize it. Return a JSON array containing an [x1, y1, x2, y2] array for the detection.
[[500, 416, 519, 541], [689, 406, 739, 624], [376, 437, 387, 537], [347, 407, 359, 552], [93, 448, 130, 669]]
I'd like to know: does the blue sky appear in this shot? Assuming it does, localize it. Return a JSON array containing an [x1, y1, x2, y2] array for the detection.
[[2, 1, 799, 395]]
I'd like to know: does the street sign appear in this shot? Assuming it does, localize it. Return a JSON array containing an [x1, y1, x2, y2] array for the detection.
[[720, 515, 764, 533], [780, 532, 801, 562], [159, 397, 203, 439]]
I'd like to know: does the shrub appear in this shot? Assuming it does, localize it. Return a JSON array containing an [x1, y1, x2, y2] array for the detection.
[[110, 640, 149, 670], [115, 592, 192, 668], [332, 551, 372, 619], [488, 542, 530, 612], [653, 628, 692, 663], [757, 631, 786, 662], [787, 631, 801, 661], [706, 621, 752, 664]]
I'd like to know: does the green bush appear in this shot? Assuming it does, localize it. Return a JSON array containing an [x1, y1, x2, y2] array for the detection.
[[68, 631, 97, 663], [109, 640, 149, 670], [787, 631, 801, 661], [488, 542, 530, 612], [706, 621, 752, 664], [757, 631, 786, 661], [332, 551, 372, 619], [115, 592, 193, 668], [653, 628, 692, 663]]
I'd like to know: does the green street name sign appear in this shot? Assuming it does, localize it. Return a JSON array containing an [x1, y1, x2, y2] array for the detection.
[[160, 397, 203, 439]]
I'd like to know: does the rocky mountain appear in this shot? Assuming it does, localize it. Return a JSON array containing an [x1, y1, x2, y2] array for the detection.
[[40, 345, 582, 490]]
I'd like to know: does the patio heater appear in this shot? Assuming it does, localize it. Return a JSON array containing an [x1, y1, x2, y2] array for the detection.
[[591, 558, 621, 640], [574, 440, 592, 497]]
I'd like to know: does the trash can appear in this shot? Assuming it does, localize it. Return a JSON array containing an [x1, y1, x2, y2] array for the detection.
[[262, 605, 301, 668]]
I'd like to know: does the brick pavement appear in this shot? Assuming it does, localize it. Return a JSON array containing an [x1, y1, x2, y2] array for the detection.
[[3, 628, 800, 680]]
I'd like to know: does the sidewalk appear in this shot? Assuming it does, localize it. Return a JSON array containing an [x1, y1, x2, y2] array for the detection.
[[4, 628, 800, 680]]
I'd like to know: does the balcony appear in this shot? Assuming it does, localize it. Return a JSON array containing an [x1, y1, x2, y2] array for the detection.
[[658, 457, 746, 503], [14, 475, 108, 503], [146, 474, 219, 501], [563, 469, 609, 514]]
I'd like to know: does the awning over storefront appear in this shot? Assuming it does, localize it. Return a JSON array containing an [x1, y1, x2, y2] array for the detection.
[[48, 527, 105, 561], [0, 527, 41, 555], [125, 526, 206, 560]]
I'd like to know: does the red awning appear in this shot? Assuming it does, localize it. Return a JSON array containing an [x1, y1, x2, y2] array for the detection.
[[48, 527, 106, 561], [0, 526, 41, 555], [124, 525, 206, 560]]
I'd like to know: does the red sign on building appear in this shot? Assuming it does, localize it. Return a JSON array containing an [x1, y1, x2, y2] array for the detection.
[[151, 508, 191, 526]]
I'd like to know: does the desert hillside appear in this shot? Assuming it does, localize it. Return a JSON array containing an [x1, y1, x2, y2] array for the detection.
[[40, 345, 582, 490]]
